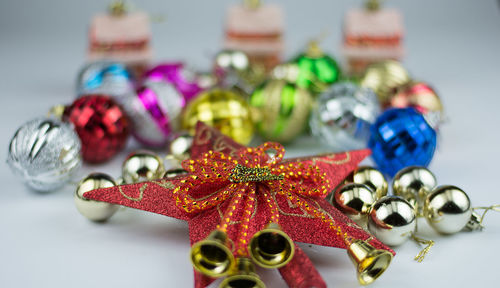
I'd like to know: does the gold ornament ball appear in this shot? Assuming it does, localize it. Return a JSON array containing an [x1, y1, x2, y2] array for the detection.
[[360, 60, 411, 104], [169, 133, 193, 161], [332, 183, 378, 220], [346, 166, 388, 199], [368, 196, 417, 246], [181, 89, 254, 144], [249, 79, 313, 142], [424, 185, 472, 234], [122, 151, 165, 184], [75, 173, 119, 222], [393, 166, 437, 216]]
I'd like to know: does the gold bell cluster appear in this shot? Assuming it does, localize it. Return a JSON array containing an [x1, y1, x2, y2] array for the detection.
[[330, 165, 500, 262]]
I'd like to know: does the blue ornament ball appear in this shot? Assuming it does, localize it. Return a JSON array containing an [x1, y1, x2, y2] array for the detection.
[[368, 108, 436, 177]]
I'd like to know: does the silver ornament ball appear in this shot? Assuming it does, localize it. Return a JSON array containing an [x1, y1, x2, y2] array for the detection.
[[368, 196, 416, 246], [76, 61, 135, 98], [424, 185, 472, 234], [7, 118, 81, 192], [75, 173, 119, 222], [120, 81, 184, 147], [310, 82, 381, 150], [393, 166, 437, 216]]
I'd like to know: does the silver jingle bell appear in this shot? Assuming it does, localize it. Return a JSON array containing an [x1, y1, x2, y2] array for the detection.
[[332, 183, 377, 220], [7, 118, 81, 192], [424, 185, 472, 234], [347, 166, 388, 199], [75, 173, 119, 222], [393, 166, 437, 216], [368, 196, 417, 246], [122, 151, 165, 184], [310, 81, 381, 150]]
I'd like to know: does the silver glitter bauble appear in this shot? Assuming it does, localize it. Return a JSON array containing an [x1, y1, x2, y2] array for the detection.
[[310, 82, 381, 150], [7, 118, 81, 192], [76, 61, 135, 98], [424, 185, 472, 234], [367, 196, 416, 246], [120, 81, 184, 147], [75, 173, 119, 222]]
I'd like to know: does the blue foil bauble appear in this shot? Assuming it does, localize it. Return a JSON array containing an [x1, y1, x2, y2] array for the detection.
[[76, 61, 134, 98], [368, 108, 436, 177]]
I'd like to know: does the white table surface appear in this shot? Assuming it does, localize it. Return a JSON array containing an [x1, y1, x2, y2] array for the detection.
[[1, 0, 500, 287]]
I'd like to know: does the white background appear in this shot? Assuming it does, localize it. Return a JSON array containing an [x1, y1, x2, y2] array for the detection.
[[1, 0, 500, 287]]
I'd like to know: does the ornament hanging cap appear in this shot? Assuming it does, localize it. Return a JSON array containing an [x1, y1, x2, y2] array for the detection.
[[365, 0, 381, 11], [108, 0, 128, 16], [244, 0, 261, 9], [306, 40, 324, 58]]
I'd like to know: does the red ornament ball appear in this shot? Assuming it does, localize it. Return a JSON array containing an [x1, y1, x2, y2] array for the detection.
[[63, 95, 129, 163]]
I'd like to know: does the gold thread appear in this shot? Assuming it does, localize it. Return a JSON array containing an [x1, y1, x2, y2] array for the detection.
[[119, 184, 147, 202]]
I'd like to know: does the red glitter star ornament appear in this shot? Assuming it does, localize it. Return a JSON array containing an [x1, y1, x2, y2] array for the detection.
[[84, 122, 394, 288]]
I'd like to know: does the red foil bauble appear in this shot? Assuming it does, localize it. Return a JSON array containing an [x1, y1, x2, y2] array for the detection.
[[63, 95, 130, 163]]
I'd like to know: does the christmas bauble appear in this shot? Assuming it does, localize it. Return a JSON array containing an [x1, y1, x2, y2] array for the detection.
[[249, 79, 313, 142], [76, 61, 134, 98], [360, 60, 410, 104], [63, 95, 130, 163], [345, 166, 388, 199], [143, 62, 202, 102], [181, 89, 254, 144], [310, 82, 380, 150], [393, 166, 437, 216], [75, 173, 119, 222], [290, 41, 341, 94], [332, 183, 377, 220], [120, 81, 184, 147], [368, 196, 416, 246], [368, 108, 437, 177], [424, 185, 472, 234], [389, 82, 444, 128], [7, 118, 81, 192], [213, 49, 265, 95], [122, 151, 165, 184], [169, 133, 193, 161]]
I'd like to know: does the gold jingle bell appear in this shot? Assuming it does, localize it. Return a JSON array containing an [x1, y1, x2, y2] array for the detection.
[[347, 240, 393, 285], [346, 166, 388, 199], [424, 185, 472, 234], [181, 89, 254, 145], [75, 173, 119, 222], [360, 60, 411, 104], [169, 133, 193, 162], [332, 183, 377, 221], [367, 196, 417, 246], [219, 258, 265, 288], [121, 150, 165, 184], [248, 223, 295, 268], [393, 166, 437, 217], [190, 230, 235, 277]]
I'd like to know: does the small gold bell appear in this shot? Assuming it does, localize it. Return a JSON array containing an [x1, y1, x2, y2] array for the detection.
[[393, 166, 437, 216], [122, 151, 165, 184], [219, 258, 265, 288], [74, 173, 119, 222], [347, 240, 393, 285], [248, 223, 295, 268], [190, 230, 235, 277], [346, 166, 388, 200]]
